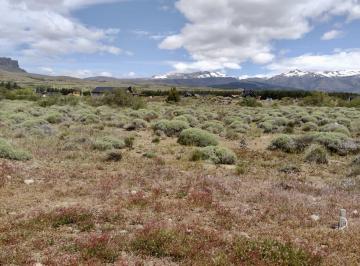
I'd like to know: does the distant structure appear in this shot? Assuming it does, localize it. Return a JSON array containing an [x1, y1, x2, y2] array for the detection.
[[91, 86, 138, 97], [91, 87, 115, 97]]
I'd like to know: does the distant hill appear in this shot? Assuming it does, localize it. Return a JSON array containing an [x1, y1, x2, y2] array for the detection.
[[0, 57, 26, 73]]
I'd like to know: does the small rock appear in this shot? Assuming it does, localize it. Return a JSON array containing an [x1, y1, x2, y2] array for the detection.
[[310, 214, 320, 222], [353, 210, 358, 216], [134, 224, 144, 230], [120, 230, 128, 234], [24, 179, 34, 185], [131, 190, 137, 195]]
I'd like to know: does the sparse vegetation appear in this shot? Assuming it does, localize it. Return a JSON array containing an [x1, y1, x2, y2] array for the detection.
[[0, 92, 360, 265]]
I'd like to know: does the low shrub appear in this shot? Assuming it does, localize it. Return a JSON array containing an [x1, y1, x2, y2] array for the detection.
[[269, 135, 305, 153], [124, 118, 148, 131], [321, 123, 351, 136], [38, 95, 80, 107], [178, 128, 218, 147], [239, 97, 262, 107], [104, 151, 123, 162], [258, 121, 279, 133], [152, 119, 189, 137], [304, 144, 328, 164], [0, 138, 32, 161], [201, 120, 224, 134], [45, 112, 64, 124], [228, 120, 250, 133], [302, 122, 318, 132], [191, 146, 237, 165], [174, 114, 199, 127], [233, 237, 321, 265], [92, 137, 126, 151]]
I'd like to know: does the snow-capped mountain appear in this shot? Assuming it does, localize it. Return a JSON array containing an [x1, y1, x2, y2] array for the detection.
[[153, 71, 226, 79], [151, 69, 360, 92], [278, 69, 360, 78]]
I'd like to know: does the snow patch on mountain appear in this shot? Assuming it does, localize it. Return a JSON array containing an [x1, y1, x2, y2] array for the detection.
[[153, 71, 226, 79], [279, 69, 360, 78]]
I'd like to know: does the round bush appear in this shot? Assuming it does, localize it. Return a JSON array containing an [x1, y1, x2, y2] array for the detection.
[[152, 119, 189, 137], [92, 137, 126, 151], [302, 122, 318, 132], [305, 144, 328, 164], [228, 120, 250, 133], [191, 146, 237, 165], [321, 123, 351, 136], [0, 138, 32, 161], [201, 120, 224, 134], [174, 114, 199, 127], [269, 135, 304, 153], [178, 128, 218, 147]]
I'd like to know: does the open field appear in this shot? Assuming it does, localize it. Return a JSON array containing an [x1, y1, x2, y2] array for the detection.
[[1, 95, 360, 265]]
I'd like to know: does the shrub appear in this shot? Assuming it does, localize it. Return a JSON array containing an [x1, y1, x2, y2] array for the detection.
[[302, 122, 318, 132], [38, 95, 79, 107], [302, 92, 335, 107], [228, 120, 250, 133], [98, 89, 145, 110], [233, 238, 321, 265], [152, 119, 189, 137], [258, 121, 279, 133], [236, 161, 249, 175], [178, 128, 218, 147], [45, 112, 64, 124], [166, 87, 181, 103], [191, 146, 237, 165], [305, 144, 328, 164], [174, 114, 199, 127], [104, 151, 123, 162], [124, 136, 135, 149], [239, 97, 262, 107], [201, 120, 224, 134], [321, 123, 351, 136], [0, 138, 32, 161], [17, 119, 55, 136], [269, 135, 305, 153], [92, 137, 125, 151], [124, 118, 148, 130]]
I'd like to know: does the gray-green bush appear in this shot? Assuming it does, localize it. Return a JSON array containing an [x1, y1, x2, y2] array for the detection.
[[178, 128, 218, 147]]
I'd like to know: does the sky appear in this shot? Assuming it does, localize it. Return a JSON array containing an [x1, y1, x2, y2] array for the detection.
[[1, 0, 360, 78]]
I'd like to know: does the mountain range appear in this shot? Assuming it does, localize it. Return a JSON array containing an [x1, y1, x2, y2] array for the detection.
[[0, 57, 359, 93], [151, 70, 360, 93]]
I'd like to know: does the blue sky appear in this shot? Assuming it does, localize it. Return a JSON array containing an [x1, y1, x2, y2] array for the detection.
[[1, 0, 360, 78]]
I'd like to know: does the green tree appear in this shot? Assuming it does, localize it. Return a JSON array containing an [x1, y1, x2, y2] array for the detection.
[[166, 87, 180, 103]]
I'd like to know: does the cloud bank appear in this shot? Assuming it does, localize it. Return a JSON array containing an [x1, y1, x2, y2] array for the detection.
[[161, 0, 360, 72], [0, 0, 122, 57]]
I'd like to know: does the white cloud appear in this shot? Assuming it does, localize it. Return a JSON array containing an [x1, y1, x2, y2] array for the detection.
[[161, 0, 360, 72], [0, 0, 123, 57], [267, 49, 360, 73], [321, 29, 343, 40]]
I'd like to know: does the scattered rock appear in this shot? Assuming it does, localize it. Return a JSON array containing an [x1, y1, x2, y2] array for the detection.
[[310, 214, 320, 222], [24, 179, 34, 185]]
